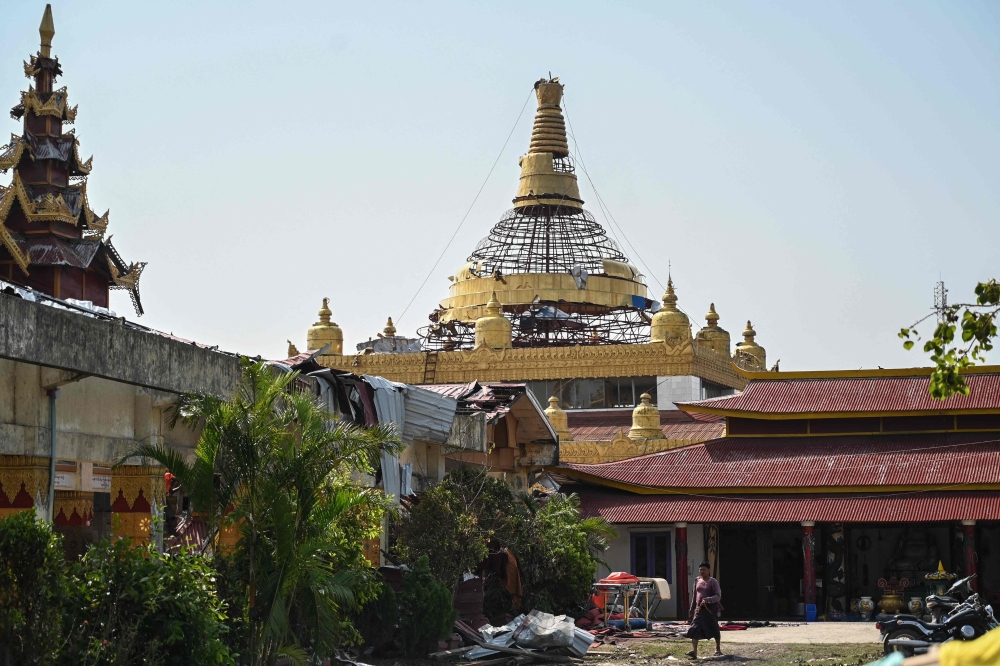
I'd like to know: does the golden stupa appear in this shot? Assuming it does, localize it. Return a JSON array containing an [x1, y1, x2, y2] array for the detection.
[[297, 76, 769, 463]]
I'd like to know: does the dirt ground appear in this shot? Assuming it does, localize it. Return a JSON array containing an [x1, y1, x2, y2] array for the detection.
[[586, 640, 882, 666]]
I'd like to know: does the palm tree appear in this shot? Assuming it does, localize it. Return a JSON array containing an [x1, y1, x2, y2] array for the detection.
[[121, 360, 401, 665]]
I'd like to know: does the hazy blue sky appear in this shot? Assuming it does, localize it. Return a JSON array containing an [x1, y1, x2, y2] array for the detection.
[[3, 1, 998, 369]]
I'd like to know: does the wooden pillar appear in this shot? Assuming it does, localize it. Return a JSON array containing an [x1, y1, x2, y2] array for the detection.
[[675, 522, 689, 618], [962, 520, 978, 591], [802, 521, 816, 608]]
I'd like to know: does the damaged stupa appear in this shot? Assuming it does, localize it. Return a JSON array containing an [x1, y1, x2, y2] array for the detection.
[[297, 76, 772, 464], [0, 5, 146, 314]]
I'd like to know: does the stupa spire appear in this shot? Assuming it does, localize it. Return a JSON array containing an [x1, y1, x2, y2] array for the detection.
[[513, 76, 583, 210], [39, 5, 55, 58]]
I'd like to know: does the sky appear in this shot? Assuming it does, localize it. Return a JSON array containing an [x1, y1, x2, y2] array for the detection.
[[2, 1, 999, 370]]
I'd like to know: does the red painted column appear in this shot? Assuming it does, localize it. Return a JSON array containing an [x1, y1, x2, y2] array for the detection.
[[675, 523, 689, 618], [962, 520, 978, 592], [802, 521, 816, 608]]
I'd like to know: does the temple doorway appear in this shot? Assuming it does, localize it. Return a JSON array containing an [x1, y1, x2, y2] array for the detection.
[[719, 525, 803, 619]]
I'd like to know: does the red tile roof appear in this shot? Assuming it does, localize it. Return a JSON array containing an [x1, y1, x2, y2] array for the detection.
[[680, 374, 1000, 416], [558, 432, 1000, 491], [577, 490, 1000, 523], [566, 409, 725, 442]]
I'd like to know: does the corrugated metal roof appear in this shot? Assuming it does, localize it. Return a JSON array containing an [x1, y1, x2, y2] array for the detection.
[[681, 375, 1000, 415], [560, 432, 1000, 489], [401, 385, 458, 444], [578, 490, 1000, 523]]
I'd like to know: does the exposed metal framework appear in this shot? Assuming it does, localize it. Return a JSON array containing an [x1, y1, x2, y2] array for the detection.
[[468, 205, 628, 276], [420, 303, 652, 351]]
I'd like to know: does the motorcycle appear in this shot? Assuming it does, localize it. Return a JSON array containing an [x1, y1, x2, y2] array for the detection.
[[878, 575, 999, 656]]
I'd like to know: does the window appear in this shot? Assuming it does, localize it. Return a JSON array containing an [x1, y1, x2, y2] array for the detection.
[[630, 532, 672, 582], [528, 377, 658, 410]]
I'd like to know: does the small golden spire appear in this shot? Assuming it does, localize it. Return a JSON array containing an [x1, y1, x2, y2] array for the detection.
[[705, 303, 720, 328], [743, 320, 756, 342], [544, 396, 571, 441], [662, 276, 678, 311], [316, 297, 333, 325], [39, 5, 55, 58], [383, 317, 396, 337], [287, 340, 300, 357], [486, 291, 502, 315]]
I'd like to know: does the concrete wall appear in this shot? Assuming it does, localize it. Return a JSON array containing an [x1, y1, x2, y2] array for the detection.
[[598, 522, 706, 619], [0, 293, 241, 398], [656, 376, 701, 409], [0, 358, 202, 469]]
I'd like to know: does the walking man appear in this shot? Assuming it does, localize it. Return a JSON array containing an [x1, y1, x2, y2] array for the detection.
[[686, 561, 722, 659]]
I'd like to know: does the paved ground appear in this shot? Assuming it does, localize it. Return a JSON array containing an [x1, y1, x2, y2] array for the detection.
[[718, 622, 881, 644]]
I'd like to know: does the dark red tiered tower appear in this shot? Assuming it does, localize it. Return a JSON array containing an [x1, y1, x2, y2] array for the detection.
[[0, 5, 145, 314]]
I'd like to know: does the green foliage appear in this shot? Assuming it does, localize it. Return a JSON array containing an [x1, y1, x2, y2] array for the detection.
[[0, 510, 67, 666], [900, 279, 1000, 399], [122, 359, 401, 665], [0, 512, 233, 666], [63, 538, 233, 666], [394, 467, 615, 618], [354, 574, 399, 653], [396, 556, 458, 656], [519, 493, 616, 615]]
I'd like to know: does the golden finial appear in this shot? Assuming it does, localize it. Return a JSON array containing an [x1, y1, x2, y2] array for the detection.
[[662, 275, 678, 311], [743, 320, 756, 342], [486, 291, 502, 315], [39, 5, 55, 58], [706, 303, 719, 328], [383, 317, 396, 337], [316, 297, 333, 325], [287, 340, 300, 357]]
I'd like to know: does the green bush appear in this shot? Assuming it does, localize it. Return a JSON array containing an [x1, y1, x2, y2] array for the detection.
[[394, 467, 615, 618], [63, 538, 234, 666], [396, 556, 457, 655], [0, 510, 67, 666], [353, 574, 399, 653]]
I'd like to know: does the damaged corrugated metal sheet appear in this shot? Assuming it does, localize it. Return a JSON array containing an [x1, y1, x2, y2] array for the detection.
[[401, 384, 458, 444], [682, 374, 1000, 415], [560, 432, 1000, 490], [577, 490, 1000, 524]]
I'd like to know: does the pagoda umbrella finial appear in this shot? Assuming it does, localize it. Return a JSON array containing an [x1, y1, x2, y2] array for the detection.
[[39, 4, 55, 58]]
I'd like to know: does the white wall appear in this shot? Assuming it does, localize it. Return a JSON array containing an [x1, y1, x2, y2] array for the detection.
[[597, 522, 707, 619], [656, 376, 701, 409]]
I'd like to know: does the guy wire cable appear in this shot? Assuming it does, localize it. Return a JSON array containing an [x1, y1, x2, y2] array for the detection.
[[395, 87, 534, 328]]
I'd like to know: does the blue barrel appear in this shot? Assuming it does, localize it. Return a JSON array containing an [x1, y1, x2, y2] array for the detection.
[[805, 604, 818, 622]]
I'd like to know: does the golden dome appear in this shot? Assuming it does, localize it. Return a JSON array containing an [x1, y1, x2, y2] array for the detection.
[[306, 298, 343, 356], [474, 291, 512, 350], [544, 396, 571, 441], [695, 302, 731, 356], [650, 276, 691, 344], [734, 320, 766, 370], [629, 392, 663, 440]]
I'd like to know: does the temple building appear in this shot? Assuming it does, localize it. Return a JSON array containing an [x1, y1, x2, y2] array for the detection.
[[0, 7, 201, 556], [298, 76, 772, 465], [0, 5, 145, 314], [558, 367, 1000, 620]]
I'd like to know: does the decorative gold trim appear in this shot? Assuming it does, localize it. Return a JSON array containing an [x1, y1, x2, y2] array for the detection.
[[111, 465, 165, 511], [18, 86, 77, 122], [325, 338, 747, 389], [55, 491, 94, 523], [107, 256, 146, 290], [559, 430, 701, 464], [0, 455, 50, 505]]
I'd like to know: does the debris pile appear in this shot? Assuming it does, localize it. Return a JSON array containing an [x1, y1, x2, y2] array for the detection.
[[444, 611, 595, 665]]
